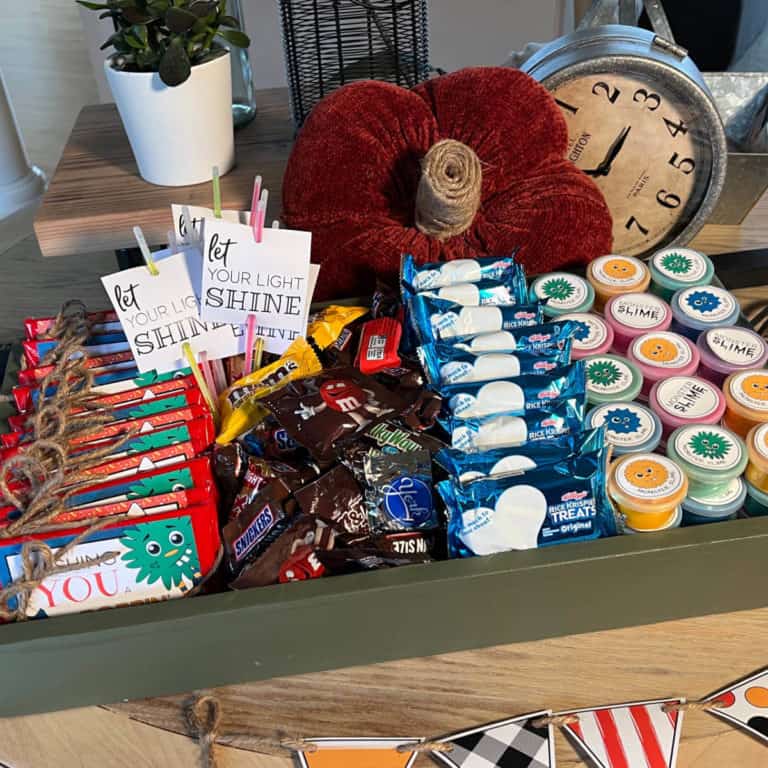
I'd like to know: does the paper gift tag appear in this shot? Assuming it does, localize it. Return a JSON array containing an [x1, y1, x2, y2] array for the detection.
[[171, 204, 250, 245], [101, 251, 243, 373], [200, 217, 312, 354]]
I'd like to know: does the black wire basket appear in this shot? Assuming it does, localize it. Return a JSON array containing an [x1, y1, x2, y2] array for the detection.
[[279, 0, 430, 128]]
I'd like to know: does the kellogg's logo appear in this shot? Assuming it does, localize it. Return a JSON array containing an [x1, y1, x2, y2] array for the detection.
[[514, 311, 537, 320], [562, 490, 589, 502], [533, 361, 557, 372], [528, 333, 550, 343]]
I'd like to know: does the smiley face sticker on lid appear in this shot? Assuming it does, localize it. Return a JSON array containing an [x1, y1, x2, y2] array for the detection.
[[729, 370, 768, 410], [587, 401, 661, 454], [584, 354, 643, 405], [530, 273, 594, 317]]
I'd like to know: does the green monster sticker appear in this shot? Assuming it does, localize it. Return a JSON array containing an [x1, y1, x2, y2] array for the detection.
[[587, 358, 622, 389], [688, 430, 732, 461], [540, 276, 575, 303], [127, 467, 193, 499], [120, 517, 201, 590], [660, 251, 693, 275], [132, 368, 192, 388]]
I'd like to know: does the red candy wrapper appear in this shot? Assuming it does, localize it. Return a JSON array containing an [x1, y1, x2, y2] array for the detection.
[[356, 317, 402, 375], [24, 310, 120, 340], [17, 351, 135, 387]]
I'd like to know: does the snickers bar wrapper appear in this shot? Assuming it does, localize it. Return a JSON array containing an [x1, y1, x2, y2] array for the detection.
[[0, 504, 221, 620]]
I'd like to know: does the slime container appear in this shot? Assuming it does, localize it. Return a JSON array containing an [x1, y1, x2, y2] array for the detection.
[[649, 247, 714, 301], [608, 453, 688, 531], [745, 422, 768, 493], [681, 477, 746, 525], [586, 255, 650, 311], [623, 504, 682, 533], [696, 326, 768, 387], [604, 293, 672, 354], [649, 376, 726, 442], [559, 313, 613, 359], [587, 401, 662, 455], [529, 273, 594, 318], [628, 331, 700, 397], [670, 285, 740, 341], [723, 369, 768, 437], [744, 478, 768, 517], [584, 354, 643, 405], [666, 423, 746, 496]]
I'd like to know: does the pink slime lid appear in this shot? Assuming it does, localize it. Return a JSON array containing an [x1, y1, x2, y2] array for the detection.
[[628, 331, 700, 394], [605, 293, 671, 354], [649, 375, 726, 437]]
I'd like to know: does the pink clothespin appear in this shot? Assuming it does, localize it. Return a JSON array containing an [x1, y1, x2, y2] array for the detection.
[[244, 181, 269, 374]]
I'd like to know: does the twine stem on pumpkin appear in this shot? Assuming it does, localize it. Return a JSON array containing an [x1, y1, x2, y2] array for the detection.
[[415, 138, 482, 241]]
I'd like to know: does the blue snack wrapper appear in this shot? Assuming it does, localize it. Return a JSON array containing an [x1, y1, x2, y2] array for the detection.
[[451, 320, 576, 354], [409, 295, 544, 345], [447, 398, 586, 452], [401, 253, 519, 293], [418, 340, 573, 388], [439, 446, 617, 556], [435, 427, 605, 482], [439, 361, 586, 419]]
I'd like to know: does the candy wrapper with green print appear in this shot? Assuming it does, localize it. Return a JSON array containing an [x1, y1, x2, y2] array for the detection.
[[0, 504, 221, 619], [0, 458, 216, 528]]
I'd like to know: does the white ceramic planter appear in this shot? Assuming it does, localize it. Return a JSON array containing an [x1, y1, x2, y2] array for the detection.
[[105, 51, 234, 187]]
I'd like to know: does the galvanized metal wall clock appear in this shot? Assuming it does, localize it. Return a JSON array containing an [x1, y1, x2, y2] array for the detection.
[[522, 0, 727, 258]]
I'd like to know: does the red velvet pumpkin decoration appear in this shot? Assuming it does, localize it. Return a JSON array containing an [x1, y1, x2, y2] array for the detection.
[[282, 67, 613, 300]]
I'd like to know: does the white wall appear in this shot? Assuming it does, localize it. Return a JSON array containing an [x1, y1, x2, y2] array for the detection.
[[81, 0, 572, 99]]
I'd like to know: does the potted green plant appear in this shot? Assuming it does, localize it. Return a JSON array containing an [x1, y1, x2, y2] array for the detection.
[[78, 0, 250, 186]]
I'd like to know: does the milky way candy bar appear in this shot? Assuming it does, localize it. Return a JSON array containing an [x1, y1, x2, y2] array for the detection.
[[0, 504, 220, 619]]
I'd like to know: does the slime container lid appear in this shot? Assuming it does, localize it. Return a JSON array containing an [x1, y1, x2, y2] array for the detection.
[[671, 285, 740, 332], [587, 255, 650, 296], [559, 313, 613, 359], [697, 326, 768, 376], [605, 293, 671, 337], [587, 401, 662, 454], [746, 421, 768, 476], [530, 273, 594, 317], [584, 354, 643, 404], [649, 376, 726, 430], [724, 369, 768, 420], [744, 477, 768, 516], [628, 331, 699, 378], [608, 453, 689, 515], [649, 247, 714, 294], [666, 424, 747, 485], [682, 476, 746, 519], [623, 504, 682, 533]]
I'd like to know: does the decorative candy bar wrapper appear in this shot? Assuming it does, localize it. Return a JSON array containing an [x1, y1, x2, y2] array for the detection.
[[450, 319, 576, 355], [316, 547, 432, 575], [1, 458, 215, 526], [419, 341, 574, 388], [229, 456, 320, 522], [436, 427, 605, 482], [356, 317, 402, 375], [22, 335, 131, 367], [400, 253, 519, 293], [24, 309, 120, 339], [17, 350, 135, 386], [439, 362, 586, 420], [217, 305, 368, 444], [447, 399, 586, 452], [293, 464, 370, 535], [260, 367, 408, 465], [240, 416, 309, 462], [440, 448, 617, 556], [212, 442, 247, 517], [0, 505, 221, 619], [409, 294, 544, 345], [363, 449, 437, 532]]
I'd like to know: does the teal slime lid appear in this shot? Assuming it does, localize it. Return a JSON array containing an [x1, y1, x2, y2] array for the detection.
[[682, 476, 746, 524], [530, 273, 595, 317], [744, 478, 768, 517], [583, 354, 643, 405], [587, 401, 661, 454], [649, 247, 714, 301]]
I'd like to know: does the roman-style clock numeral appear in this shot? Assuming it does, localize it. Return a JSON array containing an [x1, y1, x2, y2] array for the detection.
[[632, 88, 660, 111], [592, 81, 621, 103], [555, 98, 579, 115], [669, 153, 695, 174], [656, 189, 681, 209], [663, 117, 688, 137], [625, 216, 649, 236]]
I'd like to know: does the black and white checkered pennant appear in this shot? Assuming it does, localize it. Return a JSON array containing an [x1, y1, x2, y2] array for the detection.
[[431, 711, 555, 768]]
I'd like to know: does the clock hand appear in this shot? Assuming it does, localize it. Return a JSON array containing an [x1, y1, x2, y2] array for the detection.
[[583, 126, 632, 177]]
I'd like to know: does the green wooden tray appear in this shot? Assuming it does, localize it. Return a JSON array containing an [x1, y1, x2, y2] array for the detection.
[[2, 514, 767, 716]]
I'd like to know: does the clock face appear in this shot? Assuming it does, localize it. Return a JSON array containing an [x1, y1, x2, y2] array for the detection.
[[549, 70, 714, 256]]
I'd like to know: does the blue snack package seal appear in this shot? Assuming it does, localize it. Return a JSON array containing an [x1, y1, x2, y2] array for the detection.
[[436, 426, 605, 482], [439, 361, 586, 420], [409, 294, 544, 345], [418, 340, 573, 388], [439, 447, 617, 556], [451, 319, 577, 355], [401, 253, 519, 293], [446, 398, 586, 452]]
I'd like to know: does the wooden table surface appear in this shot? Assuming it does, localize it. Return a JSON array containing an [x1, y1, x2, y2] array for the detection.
[[33, 88, 294, 258]]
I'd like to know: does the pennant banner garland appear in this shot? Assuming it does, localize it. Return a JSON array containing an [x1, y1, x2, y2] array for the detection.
[[706, 668, 768, 744], [297, 738, 420, 768]]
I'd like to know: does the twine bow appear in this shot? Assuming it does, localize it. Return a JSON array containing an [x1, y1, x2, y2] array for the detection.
[[415, 138, 483, 240]]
